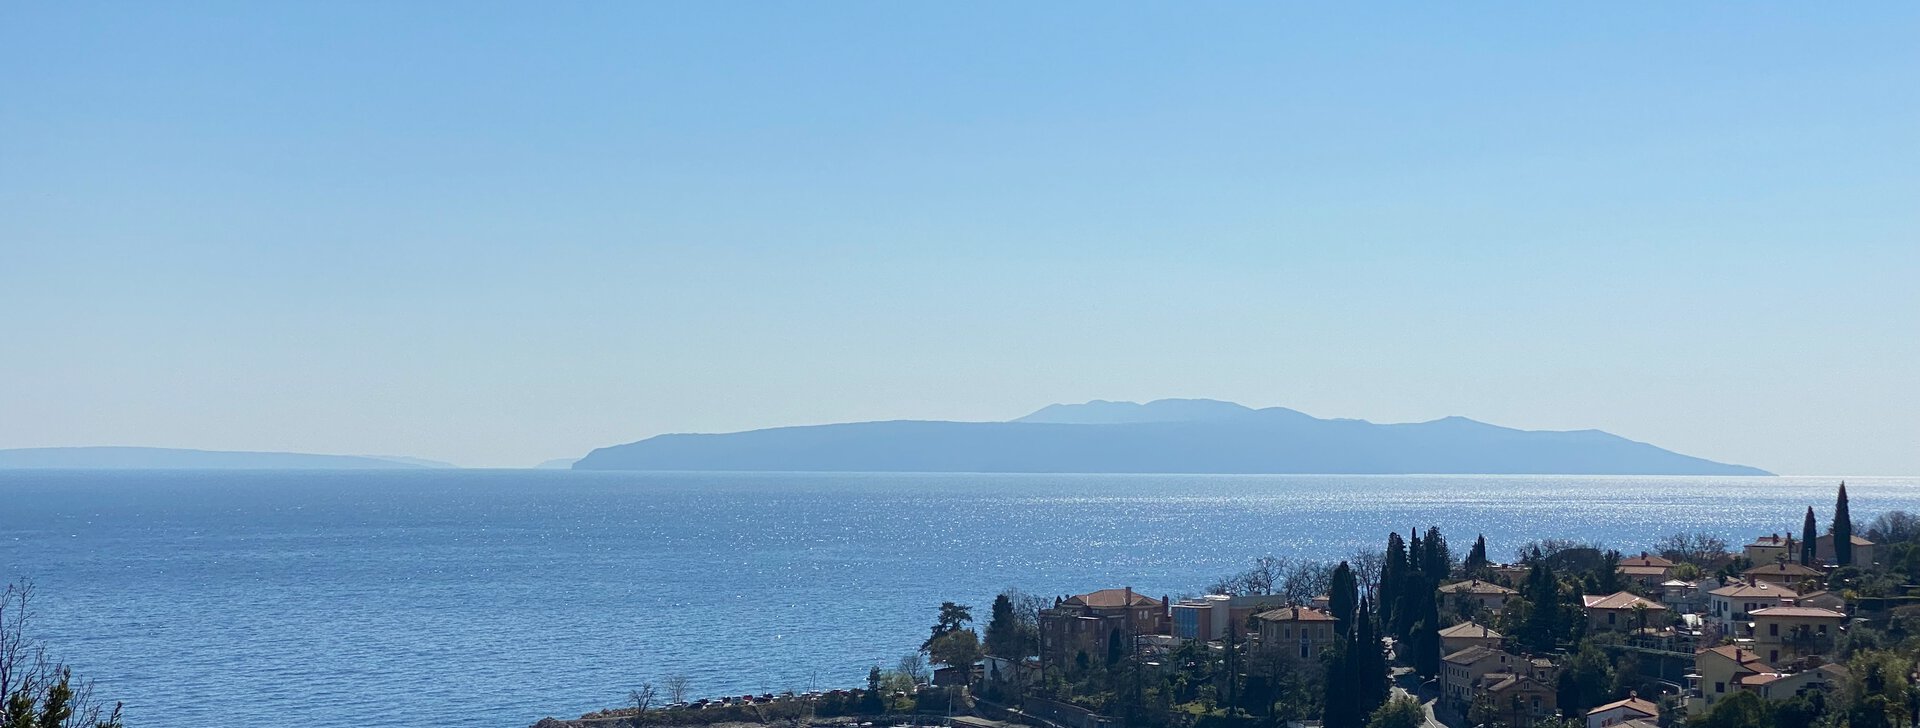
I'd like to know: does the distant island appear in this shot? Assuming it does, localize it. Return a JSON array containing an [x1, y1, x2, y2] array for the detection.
[[573, 399, 1771, 475], [0, 446, 456, 470]]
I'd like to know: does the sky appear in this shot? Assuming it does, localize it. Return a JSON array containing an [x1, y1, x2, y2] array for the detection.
[[1, 4, 1916, 472]]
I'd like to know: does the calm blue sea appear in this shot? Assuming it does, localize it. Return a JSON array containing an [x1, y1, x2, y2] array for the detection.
[[1, 471, 1914, 728]]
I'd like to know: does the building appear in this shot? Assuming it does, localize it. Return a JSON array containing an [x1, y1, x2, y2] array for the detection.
[[1740, 663, 1849, 701], [1748, 606, 1847, 663], [1688, 644, 1849, 713], [1441, 646, 1520, 709], [1478, 673, 1557, 727], [1437, 580, 1518, 614], [1585, 695, 1658, 728], [1581, 591, 1668, 633], [1743, 534, 1799, 565], [1741, 561, 1823, 589], [1040, 588, 1166, 669], [1252, 606, 1339, 662], [1689, 645, 1774, 713], [1170, 594, 1293, 642], [1707, 582, 1797, 633], [1813, 534, 1875, 566], [1616, 553, 1674, 588], [1657, 579, 1706, 613], [1796, 590, 1846, 611], [1439, 621, 1502, 654]]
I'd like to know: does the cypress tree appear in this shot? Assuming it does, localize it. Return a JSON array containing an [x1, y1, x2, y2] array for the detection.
[[1833, 482, 1853, 566], [1353, 596, 1390, 715], [1381, 532, 1407, 637], [1322, 641, 1357, 728], [1464, 535, 1489, 577], [1801, 507, 1818, 566], [1521, 562, 1560, 651], [1329, 561, 1358, 637], [1423, 526, 1451, 581]]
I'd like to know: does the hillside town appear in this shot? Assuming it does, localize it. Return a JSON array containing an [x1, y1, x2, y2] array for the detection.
[[557, 483, 1920, 728]]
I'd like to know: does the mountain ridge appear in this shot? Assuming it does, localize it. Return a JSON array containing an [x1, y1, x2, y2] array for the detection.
[[574, 399, 1771, 475]]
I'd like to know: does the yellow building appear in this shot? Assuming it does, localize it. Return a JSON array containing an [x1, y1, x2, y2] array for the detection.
[[1749, 606, 1846, 663]]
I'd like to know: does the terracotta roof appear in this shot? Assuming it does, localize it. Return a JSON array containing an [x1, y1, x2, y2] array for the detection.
[[1437, 579, 1517, 595], [1252, 606, 1336, 623], [1749, 606, 1847, 620], [1698, 645, 1773, 672], [1747, 535, 1794, 547], [1819, 534, 1874, 546], [1620, 553, 1675, 568], [1582, 591, 1668, 611], [1709, 583, 1798, 599], [1066, 589, 1163, 609], [1438, 622, 1501, 639], [1619, 565, 1671, 577], [1587, 697, 1658, 719], [1442, 645, 1509, 666], [1742, 562, 1823, 578]]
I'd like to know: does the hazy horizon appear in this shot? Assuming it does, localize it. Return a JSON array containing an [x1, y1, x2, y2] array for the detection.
[[4, 5, 1916, 472]]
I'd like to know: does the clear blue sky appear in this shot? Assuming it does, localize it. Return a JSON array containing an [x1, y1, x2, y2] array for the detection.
[[2, 3, 1915, 472]]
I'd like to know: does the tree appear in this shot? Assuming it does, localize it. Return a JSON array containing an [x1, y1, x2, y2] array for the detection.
[[1519, 562, 1562, 652], [1350, 548, 1385, 602], [1366, 696, 1425, 728], [1105, 628, 1125, 667], [1654, 532, 1730, 567], [0, 581, 122, 728], [928, 629, 982, 671], [1700, 691, 1769, 728], [984, 593, 1027, 657], [1380, 533, 1407, 634], [1866, 511, 1920, 544], [1463, 535, 1490, 578], [1422, 527, 1451, 581], [1352, 597, 1390, 716], [1329, 562, 1358, 637], [1803, 507, 1819, 566], [628, 683, 658, 725], [1834, 482, 1855, 566], [664, 675, 691, 705], [897, 652, 927, 685], [923, 602, 973, 650]]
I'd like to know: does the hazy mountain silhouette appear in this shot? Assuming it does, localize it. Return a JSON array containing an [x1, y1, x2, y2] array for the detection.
[[0, 447, 452, 470], [574, 399, 1770, 475]]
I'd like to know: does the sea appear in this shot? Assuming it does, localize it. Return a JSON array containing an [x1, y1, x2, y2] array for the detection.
[[1, 471, 1914, 728]]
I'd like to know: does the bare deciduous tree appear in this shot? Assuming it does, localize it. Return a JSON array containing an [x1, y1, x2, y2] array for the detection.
[[628, 683, 658, 725], [1653, 532, 1730, 566], [664, 674, 691, 705], [896, 652, 927, 685], [1349, 548, 1385, 600]]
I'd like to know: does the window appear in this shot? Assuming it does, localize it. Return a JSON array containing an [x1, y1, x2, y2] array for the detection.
[[1608, 612, 1617, 625], [1716, 682, 1725, 693], [1300, 644, 1309, 659], [1769, 623, 1778, 636]]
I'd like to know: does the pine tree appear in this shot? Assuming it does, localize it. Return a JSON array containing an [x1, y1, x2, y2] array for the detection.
[[1833, 482, 1854, 566], [1329, 561, 1358, 637]]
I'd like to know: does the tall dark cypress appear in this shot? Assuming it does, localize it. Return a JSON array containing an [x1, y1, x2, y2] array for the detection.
[[1801, 507, 1818, 566], [1381, 532, 1407, 635], [1833, 482, 1854, 566], [1464, 535, 1489, 577], [1398, 531, 1425, 639], [1423, 526, 1451, 581], [1354, 596, 1389, 713], [1329, 561, 1358, 637]]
